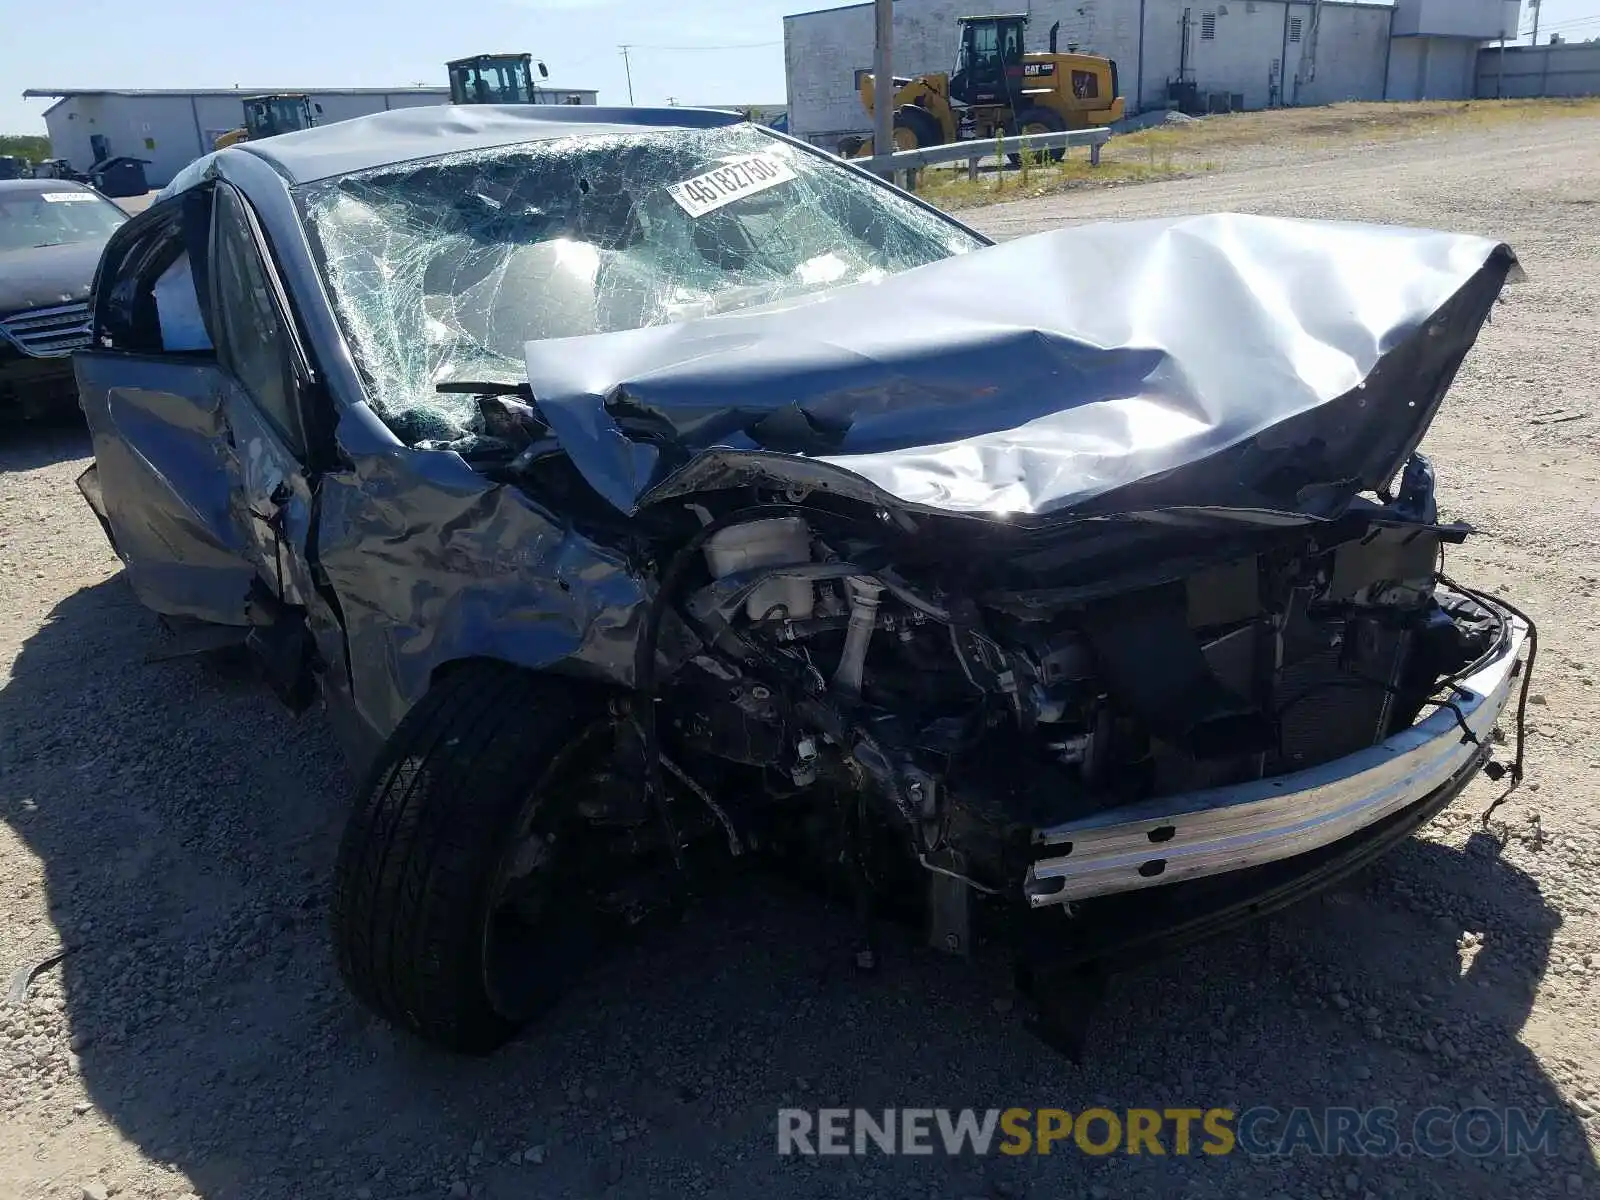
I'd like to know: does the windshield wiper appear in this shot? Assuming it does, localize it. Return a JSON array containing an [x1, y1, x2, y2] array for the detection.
[[435, 380, 534, 401], [435, 381, 549, 449]]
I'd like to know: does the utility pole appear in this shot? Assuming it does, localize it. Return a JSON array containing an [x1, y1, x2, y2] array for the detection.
[[619, 45, 635, 105], [872, 0, 893, 178], [1529, 0, 1541, 46]]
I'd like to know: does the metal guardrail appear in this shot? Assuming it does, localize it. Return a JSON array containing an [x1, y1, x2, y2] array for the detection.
[[863, 126, 1112, 184]]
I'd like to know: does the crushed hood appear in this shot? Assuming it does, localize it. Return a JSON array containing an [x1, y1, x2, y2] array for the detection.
[[522, 213, 1517, 521]]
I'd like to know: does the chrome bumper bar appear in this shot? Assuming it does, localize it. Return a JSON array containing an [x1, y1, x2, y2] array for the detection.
[[1024, 610, 1527, 907]]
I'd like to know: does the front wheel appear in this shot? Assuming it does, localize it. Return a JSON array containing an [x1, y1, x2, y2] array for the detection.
[[330, 662, 628, 1053], [893, 105, 944, 152], [1007, 106, 1068, 168]]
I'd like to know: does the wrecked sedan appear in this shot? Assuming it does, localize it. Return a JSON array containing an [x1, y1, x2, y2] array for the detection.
[[1, 178, 128, 418], [76, 105, 1532, 1055]]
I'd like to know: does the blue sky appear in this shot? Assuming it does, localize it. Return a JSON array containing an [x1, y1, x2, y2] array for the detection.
[[2, 0, 799, 131], [4, 0, 1597, 133]]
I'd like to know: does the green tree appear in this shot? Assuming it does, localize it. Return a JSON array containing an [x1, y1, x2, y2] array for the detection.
[[0, 134, 52, 162]]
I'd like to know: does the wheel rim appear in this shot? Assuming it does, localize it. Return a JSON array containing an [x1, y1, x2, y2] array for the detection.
[[480, 718, 624, 1021], [1024, 121, 1051, 137], [893, 125, 919, 151]]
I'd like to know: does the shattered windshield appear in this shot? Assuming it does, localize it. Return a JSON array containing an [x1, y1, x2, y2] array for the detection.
[[296, 125, 984, 445]]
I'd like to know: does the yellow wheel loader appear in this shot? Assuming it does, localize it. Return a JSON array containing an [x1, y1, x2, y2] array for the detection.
[[213, 94, 321, 151], [837, 14, 1124, 163], [446, 53, 550, 104]]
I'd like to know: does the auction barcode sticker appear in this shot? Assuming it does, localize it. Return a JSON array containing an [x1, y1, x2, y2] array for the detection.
[[667, 154, 798, 218], [42, 192, 99, 202]]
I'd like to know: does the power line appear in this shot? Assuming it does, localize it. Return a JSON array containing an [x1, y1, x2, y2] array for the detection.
[[1521, 10, 1600, 37], [623, 40, 782, 51], [1532, 12, 1600, 30]]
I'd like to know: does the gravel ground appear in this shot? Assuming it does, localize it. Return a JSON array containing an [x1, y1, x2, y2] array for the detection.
[[3, 115, 1599, 1200]]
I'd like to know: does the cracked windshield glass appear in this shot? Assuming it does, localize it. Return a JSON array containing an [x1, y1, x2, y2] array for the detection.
[[297, 125, 982, 446], [0, 190, 126, 251]]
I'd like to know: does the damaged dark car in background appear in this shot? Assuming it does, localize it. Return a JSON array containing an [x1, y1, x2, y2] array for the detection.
[[75, 106, 1533, 1055]]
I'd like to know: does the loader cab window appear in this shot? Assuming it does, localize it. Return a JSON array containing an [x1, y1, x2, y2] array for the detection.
[[1001, 22, 1024, 63], [448, 58, 535, 105], [958, 22, 1001, 84], [954, 18, 1025, 104]]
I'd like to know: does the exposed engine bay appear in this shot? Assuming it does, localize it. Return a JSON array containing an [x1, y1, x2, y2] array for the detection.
[[539, 448, 1525, 977]]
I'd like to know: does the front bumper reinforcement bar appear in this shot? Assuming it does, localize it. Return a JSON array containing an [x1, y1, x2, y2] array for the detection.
[[1024, 607, 1527, 907]]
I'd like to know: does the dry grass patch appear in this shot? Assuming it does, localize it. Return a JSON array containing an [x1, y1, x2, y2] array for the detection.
[[911, 98, 1600, 210]]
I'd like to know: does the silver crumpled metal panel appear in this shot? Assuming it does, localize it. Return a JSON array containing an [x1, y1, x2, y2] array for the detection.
[[522, 213, 1517, 521], [311, 437, 652, 739]]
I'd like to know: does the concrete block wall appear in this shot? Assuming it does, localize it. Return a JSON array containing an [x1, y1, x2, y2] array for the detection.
[[1141, 0, 1392, 111], [1290, 2, 1394, 105], [1387, 36, 1475, 100], [1477, 41, 1600, 99], [1177, 2, 1301, 111]]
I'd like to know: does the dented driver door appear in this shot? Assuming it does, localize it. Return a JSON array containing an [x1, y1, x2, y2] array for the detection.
[[74, 186, 262, 625], [204, 183, 330, 700]]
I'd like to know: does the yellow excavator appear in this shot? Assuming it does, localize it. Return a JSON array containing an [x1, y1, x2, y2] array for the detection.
[[213, 94, 321, 151], [839, 14, 1124, 161]]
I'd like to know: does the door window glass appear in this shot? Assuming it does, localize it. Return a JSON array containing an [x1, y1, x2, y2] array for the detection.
[[972, 22, 998, 73], [93, 187, 214, 354], [212, 187, 307, 458], [1001, 24, 1023, 63]]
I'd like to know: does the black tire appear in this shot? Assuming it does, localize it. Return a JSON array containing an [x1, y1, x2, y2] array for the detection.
[[1007, 105, 1068, 168], [893, 105, 944, 152], [330, 661, 619, 1053]]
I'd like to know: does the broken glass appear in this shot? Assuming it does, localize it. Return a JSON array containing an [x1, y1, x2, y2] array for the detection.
[[295, 126, 983, 447]]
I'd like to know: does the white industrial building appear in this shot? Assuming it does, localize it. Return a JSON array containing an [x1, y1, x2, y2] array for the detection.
[[24, 85, 600, 188], [1389, 0, 1522, 101], [783, 0, 1521, 146]]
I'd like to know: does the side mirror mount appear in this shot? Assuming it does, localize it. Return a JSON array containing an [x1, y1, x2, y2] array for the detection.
[[537, 61, 549, 78], [313, 102, 324, 115]]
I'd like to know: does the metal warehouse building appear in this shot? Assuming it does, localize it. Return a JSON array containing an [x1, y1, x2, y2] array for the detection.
[[24, 85, 600, 188], [783, 0, 1521, 146]]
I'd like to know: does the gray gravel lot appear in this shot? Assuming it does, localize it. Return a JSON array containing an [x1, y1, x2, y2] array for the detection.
[[3, 115, 1599, 1200]]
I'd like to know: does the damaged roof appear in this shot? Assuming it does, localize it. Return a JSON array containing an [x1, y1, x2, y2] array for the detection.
[[233, 105, 750, 185]]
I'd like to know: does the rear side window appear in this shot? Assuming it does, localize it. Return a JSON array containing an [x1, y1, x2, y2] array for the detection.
[[92, 187, 214, 355]]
